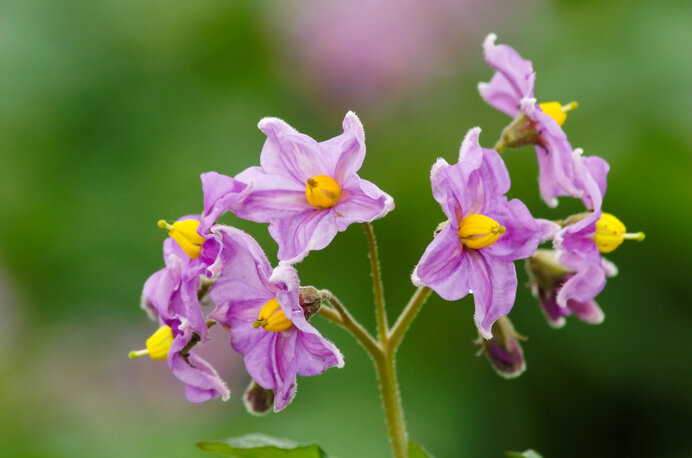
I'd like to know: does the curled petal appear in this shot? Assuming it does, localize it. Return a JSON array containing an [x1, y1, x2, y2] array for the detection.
[[199, 172, 248, 233]]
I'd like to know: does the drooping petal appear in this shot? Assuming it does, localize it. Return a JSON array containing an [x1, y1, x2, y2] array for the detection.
[[412, 225, 471, 301], [568, 298, 605, 324], [478, 33, 535, 116], [572, 148, 609, 212], [199, 172, 248, 234], [556, 261, 606, 307], [466, 250, 518, 339], [257, 117, 338, 184], [167, 319, 230, 403]]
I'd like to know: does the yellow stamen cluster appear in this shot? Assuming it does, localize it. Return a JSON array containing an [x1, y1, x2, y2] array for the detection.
[[594, 213, 645, 253], [305, 175, 341, 208], [158, 219, 205, 259], [253, 298, 293, 332], [539, 101, 578, 127], [458, 214, 506, 249], [129, 325, 174, 361]]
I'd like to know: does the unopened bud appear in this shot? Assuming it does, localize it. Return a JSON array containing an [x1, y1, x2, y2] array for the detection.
[[475, 317, 526, 379], [243, 380, 274, 415], [299, 286, 323, 320]]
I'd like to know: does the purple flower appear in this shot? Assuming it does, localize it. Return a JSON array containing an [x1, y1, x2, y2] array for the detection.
[[550, 150, 642, 321], [478, 33, 583, 207], [138, 236, 230, 402], [208, 226, 344, 411], [131, 173, 246, 402], [526, 249, 610, 328], [233, 112, 394, 263], [412, 128, 554, 339], [475, 316, 526, 378]]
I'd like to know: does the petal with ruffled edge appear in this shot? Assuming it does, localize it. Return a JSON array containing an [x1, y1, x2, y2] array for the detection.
[[412, 224, 471, 301], [467, 250, 517, 339], [478, 33, 535, 117], [167, 320, 230, 403], [199, 172, 248, 234], [269, 208, 338, 264], [257, 118, 337, 183], [556, 261, 606, 308], [572, 148, 609, 212], [323, 111, 367, 184]]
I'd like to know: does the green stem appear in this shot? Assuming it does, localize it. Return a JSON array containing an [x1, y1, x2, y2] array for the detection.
[[374, 349, 408, 458], [318, 293, 380, 358], [388, 286, 432, 353], [363, 222, 388, 346]]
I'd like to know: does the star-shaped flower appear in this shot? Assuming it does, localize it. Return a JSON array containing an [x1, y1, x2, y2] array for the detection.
[[233, 111, 394, 263], [412, 127, 556, 338], [208, 226, 344, 411]]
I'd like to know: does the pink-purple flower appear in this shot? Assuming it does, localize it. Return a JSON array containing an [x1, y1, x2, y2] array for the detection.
[[133, 173, 247, 402], [478, 33, 583, 207], [233, 111, 394, 263], [412, 127, 555, 338], [208, 226, 344, 411], [140, 235, 230, 402]]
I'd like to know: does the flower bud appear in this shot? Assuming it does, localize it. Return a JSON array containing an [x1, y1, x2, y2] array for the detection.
[[243, 380, 275, 415], [475, 316, 526, 379], [298, 286, 323, 320]]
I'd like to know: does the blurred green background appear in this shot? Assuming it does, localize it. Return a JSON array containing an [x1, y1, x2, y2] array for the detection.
[[1, 0, 690, 456]]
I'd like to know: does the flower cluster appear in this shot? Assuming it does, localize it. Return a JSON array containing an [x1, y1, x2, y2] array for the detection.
[[130, 33, 644, 414], [130, 113, 391, 409]]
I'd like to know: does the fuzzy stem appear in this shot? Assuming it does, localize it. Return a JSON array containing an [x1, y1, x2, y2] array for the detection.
[[363, 222, 388, 346], [388, 286, 432, 353], [318, 293, 381, 358], [374, 349, 408, 458]]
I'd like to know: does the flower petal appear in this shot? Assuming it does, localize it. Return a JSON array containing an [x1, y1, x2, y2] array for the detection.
[[412, 225, 471, 301], [269, 207, 337, 263], [333, 177, 394, 231], [199, 172, 248, 233], [325, 111, 367, 183], [258, 117, 337, 183], [478, 33, 535, 116], [467, 250, 517, 339], [485, 197, 541, 261]]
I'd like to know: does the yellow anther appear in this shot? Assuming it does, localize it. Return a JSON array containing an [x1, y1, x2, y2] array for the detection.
[[539, 101, 578, 127], [253, 298, 293, 332], [594, 212, 645, 253], [158, 219, 205, 259], [305, 175, 341, 209], [129, 325, 174, 361], [458, 214, 506, 249]]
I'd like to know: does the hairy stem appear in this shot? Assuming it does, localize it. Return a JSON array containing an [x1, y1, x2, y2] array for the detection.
[[374, 349, 408, 458], [363, 222, 388, 346], [318, 292, 380, 358], [388, 286, 432, 353]]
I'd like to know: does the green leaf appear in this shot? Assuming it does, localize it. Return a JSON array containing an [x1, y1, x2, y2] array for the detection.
[[197, 434, 328, 457], [409, 441, 433, 457], [505, 450, 543, 458]]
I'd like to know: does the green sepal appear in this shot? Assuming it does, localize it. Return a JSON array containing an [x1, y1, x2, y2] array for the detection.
[[197, 434, 329, 457]]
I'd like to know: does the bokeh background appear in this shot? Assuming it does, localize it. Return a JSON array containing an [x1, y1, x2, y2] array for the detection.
[[1, 0, 690, 456]]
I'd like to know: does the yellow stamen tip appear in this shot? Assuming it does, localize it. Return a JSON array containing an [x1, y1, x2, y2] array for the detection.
[[129, 349, 148, 360], [458, 214, 505, 249], [305, 175, 341, 209], [563, 101, 579, 112], [157, 219, 173, 230], [594, 213, 644, 253]]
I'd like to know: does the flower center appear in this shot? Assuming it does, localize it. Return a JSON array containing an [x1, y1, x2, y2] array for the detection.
[[594, 212, 645, 253], [253, 298, 293, 332], [457, 214, 506, 249], [305, 175, 341, 208], [158, 219, 205, 259], [538, 101, 578, 127], [129, 325, 174, 361]]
